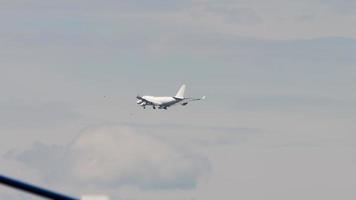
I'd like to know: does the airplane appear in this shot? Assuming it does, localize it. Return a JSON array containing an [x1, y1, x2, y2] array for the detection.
[[136, 84, 205, 110], [0, 174, 109, 200]]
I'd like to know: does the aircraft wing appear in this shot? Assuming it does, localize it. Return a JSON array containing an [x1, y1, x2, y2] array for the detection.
[[0, 174, 109, 200], [188, 96, 206, 101], [180, 96, 206, 105]]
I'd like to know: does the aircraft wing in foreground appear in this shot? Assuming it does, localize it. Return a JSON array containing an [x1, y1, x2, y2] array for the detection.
[[0, 174, 109, 200], [136, 84, 205, 110]]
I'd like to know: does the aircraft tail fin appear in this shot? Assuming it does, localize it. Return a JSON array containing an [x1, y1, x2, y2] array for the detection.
[[175, 84, 186, 99]]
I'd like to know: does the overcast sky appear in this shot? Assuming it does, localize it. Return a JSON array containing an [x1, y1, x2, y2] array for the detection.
[[1, 0, 356, 200]]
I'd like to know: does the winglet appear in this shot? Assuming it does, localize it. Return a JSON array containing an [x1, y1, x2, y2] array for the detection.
[[175, 84, 186, 99]]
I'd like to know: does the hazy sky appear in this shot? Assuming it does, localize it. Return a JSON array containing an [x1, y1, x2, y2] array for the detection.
[[1, 0, 356, 199]]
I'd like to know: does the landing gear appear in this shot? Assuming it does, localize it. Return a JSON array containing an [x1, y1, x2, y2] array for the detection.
[[153, 106, 156, 109], [143, 106, 146, 109]]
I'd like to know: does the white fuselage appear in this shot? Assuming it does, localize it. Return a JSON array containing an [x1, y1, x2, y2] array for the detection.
[[141, 96, 181, 106]]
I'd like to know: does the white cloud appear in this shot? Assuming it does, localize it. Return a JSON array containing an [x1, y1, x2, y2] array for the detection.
[[11, 125, 210, 190]]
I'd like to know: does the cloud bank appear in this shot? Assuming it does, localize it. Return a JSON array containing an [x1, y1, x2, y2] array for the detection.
[[12, 126, 210, 190]]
